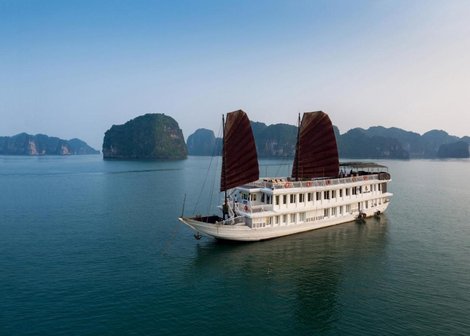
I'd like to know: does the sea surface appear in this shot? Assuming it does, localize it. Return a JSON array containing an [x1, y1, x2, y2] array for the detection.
[[1, 155, 469, 336]]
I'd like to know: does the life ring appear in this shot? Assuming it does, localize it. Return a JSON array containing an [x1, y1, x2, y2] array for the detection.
[[306, 181, 312, 187], [284, 182, 291, 188], [326, 180, 331, 185]]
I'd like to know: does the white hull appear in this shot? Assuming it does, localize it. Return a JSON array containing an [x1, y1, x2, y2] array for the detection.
[[179, 202, 390, 241]]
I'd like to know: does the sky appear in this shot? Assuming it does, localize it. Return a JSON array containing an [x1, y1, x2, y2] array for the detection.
[[1, 0, 469, 149]]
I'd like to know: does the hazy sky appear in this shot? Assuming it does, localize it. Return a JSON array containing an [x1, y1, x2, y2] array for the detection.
[[1, 0, 469, 149]]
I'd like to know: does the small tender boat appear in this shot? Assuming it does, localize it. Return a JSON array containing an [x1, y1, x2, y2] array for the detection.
[[179, 110, 392, 241]]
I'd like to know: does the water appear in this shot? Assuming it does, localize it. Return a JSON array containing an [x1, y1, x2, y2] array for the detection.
[[1, 156, 469, 335]]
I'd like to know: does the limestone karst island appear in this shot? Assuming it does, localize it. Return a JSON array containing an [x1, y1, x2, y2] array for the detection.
[[102, 113, 187, 160], [0, 133, 99, 155]]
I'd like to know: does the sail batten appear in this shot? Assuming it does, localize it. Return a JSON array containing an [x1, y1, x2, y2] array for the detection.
[[221, 110, 259, 191], [292, 111, 339, 179]]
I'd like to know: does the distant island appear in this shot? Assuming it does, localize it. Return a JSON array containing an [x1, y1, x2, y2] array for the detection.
[[3, 114, 466, 160], [102, 113, 187, 160], [187, 122, 470, 159], [186, 128, 222, 156], [0, 133, 99, 155]]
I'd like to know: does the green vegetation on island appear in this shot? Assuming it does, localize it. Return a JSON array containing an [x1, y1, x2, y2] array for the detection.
[[102, 113, 187, 160], [338, 128, 409, 159], [0, 133, 99, 155]]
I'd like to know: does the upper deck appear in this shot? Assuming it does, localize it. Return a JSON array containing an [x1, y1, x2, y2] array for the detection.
[[241, 171, 391, 192]]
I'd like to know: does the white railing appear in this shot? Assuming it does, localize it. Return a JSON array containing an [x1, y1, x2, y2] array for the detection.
[[251, 174, 380, 190], [216, 216, 246, 226], [230, 201, 273, 214]]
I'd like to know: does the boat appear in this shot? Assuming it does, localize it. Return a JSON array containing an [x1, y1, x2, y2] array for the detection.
[[179, 110, 393, 241]]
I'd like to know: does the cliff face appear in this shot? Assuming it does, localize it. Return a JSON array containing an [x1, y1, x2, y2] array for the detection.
[[437, 141, 470, 158], [102, 113, 187, 160], [254, 123, 297, 158], [0, 133, 99, 155]]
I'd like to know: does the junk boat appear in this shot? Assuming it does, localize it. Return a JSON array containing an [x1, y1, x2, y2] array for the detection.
[[179, 110, 392, 241]]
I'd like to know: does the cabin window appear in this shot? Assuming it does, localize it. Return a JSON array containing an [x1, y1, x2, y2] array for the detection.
[[299, 194, 305, 203], [365, 201, 369, 209], [324, 191, 330, 200], [275, 195, 280, 205], [316, 192, 321, 201], [267, 217, 272, 225], [290, 194, 296, 204], [346, 188, 350, 196], [283, 215, 287, 223], [332, 190, 336, 199], [275, 216, 280, 224], [308, 193, 313, 202], [378, 183, 381, 191], [283, 195, 287, 204], [331, 207, 337, 216], [339, 189, 343, 197], [324, 208, 330, 217], [339, 206, 343, 215], [299, 212, 306, 222], [261, 194, 265, 203], [290, 214, 296, 223], [267, 195, 271, 204], [352, 187, 357, 195], [346, 204, 351, 213], [250, 194, 257, 201]]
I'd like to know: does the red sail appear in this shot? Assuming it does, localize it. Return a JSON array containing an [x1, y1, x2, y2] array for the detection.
[[292, 111, 339, 179], [221, 110, 259, 191]]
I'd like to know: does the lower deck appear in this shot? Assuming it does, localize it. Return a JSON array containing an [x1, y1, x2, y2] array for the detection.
[[180, 200, 390, 241]]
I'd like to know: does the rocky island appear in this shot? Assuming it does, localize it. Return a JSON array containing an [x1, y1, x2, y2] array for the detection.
[[102, 113, 187, 160], [0, 133, 99, 155], [186, 128, 221, 156]]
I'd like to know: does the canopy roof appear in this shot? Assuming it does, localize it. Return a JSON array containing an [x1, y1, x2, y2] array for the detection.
[[340, 162, 388, 169]]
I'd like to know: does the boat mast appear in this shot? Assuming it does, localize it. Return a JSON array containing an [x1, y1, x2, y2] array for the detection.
[[222, 114, 228, 218], [294, 113, 301, 181]]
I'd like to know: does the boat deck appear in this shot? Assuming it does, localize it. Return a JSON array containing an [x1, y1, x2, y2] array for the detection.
[[243, 172, 390, 190]]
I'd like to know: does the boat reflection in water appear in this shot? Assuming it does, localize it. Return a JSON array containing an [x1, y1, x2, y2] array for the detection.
[[186, 216, 389, 333]]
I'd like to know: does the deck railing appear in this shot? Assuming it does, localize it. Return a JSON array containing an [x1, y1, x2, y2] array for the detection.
[[251, 173, 382, 190], [216, 216, 246, 226], [230, 201, 273, 214]]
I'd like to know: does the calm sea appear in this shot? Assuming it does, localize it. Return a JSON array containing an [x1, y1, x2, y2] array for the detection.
[[1, 155, 469, 335]]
